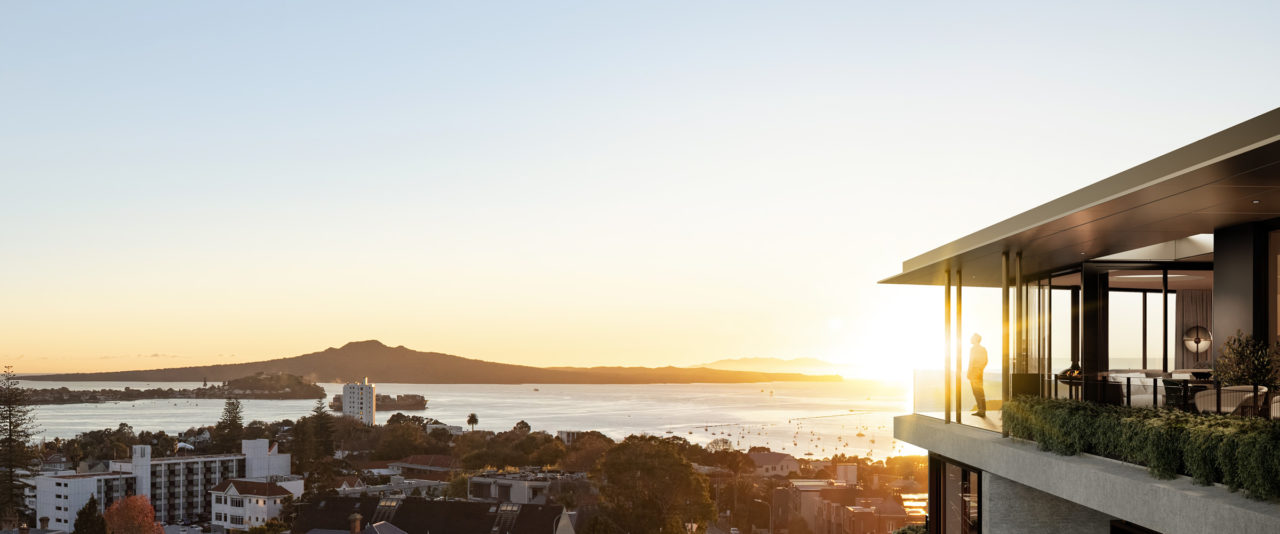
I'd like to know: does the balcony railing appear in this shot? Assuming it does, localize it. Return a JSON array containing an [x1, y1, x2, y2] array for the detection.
[[1045, 375, 1275, 417]]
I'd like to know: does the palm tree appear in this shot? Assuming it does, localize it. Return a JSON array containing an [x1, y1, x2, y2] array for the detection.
[[466, 413, 478, 432]]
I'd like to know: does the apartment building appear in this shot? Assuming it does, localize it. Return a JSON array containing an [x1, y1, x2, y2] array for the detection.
[[35, 439, 291, 531], [343, 377, 376, 425], [882, 108, 1280, 533]]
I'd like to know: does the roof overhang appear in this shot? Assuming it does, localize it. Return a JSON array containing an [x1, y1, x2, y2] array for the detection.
[[881, 108, 1280, 287]]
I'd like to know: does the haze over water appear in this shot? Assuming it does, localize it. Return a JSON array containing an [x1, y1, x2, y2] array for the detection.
[[22, 380, 918, 460]]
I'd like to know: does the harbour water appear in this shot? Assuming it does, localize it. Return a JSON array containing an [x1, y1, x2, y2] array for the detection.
[[21, 380, 919, 459]]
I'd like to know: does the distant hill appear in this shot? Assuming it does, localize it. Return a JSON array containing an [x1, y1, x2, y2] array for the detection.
[[697, 357, 850, 376], [23, 340, 842, 385]]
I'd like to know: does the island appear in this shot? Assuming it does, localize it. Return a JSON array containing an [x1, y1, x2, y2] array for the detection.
[[24, 372, 325, 405]]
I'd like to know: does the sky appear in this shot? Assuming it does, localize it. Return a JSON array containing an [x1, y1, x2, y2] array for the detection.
[[3, 2, 1279, 378]]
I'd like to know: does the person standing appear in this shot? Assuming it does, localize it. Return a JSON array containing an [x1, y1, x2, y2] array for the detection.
[[968, 333, 988, 417]]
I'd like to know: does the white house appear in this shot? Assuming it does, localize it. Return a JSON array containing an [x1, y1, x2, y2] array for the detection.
[[210, 477, 303, 531], [343, 378, 376, 425], [747, 451, 799, 477]]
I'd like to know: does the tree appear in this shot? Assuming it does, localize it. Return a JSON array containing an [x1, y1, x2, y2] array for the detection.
[[104, 495, 161, 534], [73, 495, 107, 534], [1215, 330, 1280, 415], [446, 475, 470, 498], [213, 398, 244, 452], [563, 432, 614, 473], [707, 437, 734, 452], [466, 413, 479, 431], [513, 420, 531, 434], [373, 422, 426, 460], [310, 400, 334, 457], [0, 366, 38, 525], [595, 435, 714, 533]]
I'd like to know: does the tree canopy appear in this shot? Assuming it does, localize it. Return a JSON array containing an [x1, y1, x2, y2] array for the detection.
[[213, 398, 244, 452], [104, 495, 162, 534], [593, 435, 714, 533], [73, 495, 107, 534]]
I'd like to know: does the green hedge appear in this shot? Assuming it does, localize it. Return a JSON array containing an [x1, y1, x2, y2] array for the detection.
[[1004, 396, 1280, 499]]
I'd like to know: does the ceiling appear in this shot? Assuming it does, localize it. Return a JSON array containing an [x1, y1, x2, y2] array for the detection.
[[882, 108, 1280, 287]]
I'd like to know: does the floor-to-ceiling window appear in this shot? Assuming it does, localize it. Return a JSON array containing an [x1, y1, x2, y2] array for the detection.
[[934, 455, 980, 534]]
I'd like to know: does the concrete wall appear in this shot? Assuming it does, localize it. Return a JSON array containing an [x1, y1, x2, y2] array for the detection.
[[896, 414, 1280, 534], [982, 472, 1113, 534], [1213, 222, 1269, 351]]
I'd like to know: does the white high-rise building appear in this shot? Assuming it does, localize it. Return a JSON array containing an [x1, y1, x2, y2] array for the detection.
[[343, 377, 376, 425]]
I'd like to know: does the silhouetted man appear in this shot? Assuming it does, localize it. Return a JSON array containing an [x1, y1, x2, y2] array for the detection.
[[968, 333, 987, 417]]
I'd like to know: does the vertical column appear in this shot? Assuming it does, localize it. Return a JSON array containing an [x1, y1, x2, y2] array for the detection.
[[1046, 281, 1053, 397], [1163, 270, 1169, 374], [956, 268, 963, 425], [1001, 252, 1010, 435], [1070, 288, 1080, 367], [1081, 263, 1109, 402], [945, 269, 953, 424]]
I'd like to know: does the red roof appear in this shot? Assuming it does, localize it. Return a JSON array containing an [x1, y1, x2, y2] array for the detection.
[[211, 479, 293, 497]]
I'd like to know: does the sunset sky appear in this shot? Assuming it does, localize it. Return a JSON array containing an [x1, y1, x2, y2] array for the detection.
[[3, 2, 1279, 377]]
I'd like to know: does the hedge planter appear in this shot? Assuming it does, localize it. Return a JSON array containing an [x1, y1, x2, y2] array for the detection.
[[1005, 396, 1280, 500]]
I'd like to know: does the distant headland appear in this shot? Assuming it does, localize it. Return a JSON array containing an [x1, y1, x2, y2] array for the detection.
[[22, 340, 844, 385]]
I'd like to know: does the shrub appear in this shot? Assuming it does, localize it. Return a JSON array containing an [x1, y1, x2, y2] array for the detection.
[[1004, 397, 1280, 498]]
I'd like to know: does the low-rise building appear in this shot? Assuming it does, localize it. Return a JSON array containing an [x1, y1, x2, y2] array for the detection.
[[337, 476, 446, 498], [747, 451, 799, 478], [35, 439, 291, 531], [467, 471, 591, 506], [209, 477, 303, 531], [386, 455, 457, 482]]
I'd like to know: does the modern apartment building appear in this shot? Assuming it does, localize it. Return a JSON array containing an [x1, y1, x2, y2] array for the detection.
[[343, 377, 377, 425], [881, 108, 1280, 533], [35, 439, 291, 531]]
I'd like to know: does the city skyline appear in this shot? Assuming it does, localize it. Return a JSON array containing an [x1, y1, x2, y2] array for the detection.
[[4, 2, 1280, 376]]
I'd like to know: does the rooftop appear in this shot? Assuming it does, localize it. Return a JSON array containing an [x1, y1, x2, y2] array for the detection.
[[49, 471, 133, 480], [211, 478, 294, 497]]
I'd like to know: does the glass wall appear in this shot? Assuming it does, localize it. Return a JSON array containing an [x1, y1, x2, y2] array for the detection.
[[935, 456, 980, 534]]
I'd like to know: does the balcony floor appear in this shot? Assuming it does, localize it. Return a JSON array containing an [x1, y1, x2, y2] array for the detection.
[[918, 410, 1002, 432]]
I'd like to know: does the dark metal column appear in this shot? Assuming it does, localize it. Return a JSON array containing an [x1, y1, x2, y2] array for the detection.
[[1047, 282, 1053, 397], [1081, 263, 1109, 402], [1071, 288, 1080, 367], [1002, 252, 1010, 435], [1163, 269, 1169, 374]]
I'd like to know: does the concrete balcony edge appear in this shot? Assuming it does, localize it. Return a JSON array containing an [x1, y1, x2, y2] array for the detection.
[[894, 414, 1280, 534]]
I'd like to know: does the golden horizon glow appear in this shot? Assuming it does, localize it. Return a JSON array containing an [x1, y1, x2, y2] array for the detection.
[[4, 4, 1279, 377]]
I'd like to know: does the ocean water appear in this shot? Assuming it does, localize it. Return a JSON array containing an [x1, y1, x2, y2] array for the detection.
[[20, 380, 919, 459]]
